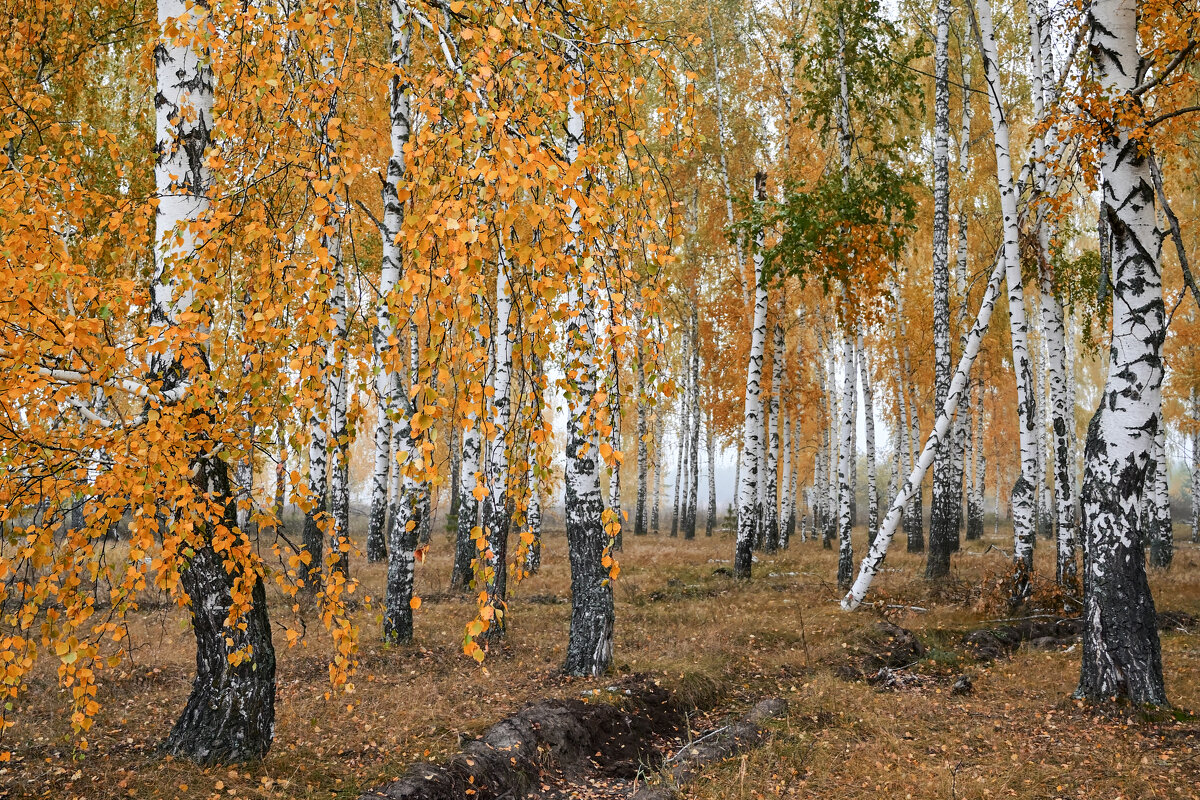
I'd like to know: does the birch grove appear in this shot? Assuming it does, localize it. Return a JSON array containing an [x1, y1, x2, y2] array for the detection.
[[5, 0, 1200, 775]]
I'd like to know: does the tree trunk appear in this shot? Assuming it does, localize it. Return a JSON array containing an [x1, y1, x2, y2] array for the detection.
[[822, 330, 838, 549], [706, 408, 717, 537], [384, 413, 421, 643], [764, 322, 784, 552], [367, 392, 392, 563], [967, 380, 986, 540], [525, 460, 542, 574], [1148, 424, 1172, 569], [1075, 0, 1167, 705], [972, 0, 1039, 598], [685, 301, 701, 539], [950, 50, 973, 549], [329, 323, 351, 580], [780, 409, 793, 549], [858, 336, 878, 546], [154, 0, 275, 761], [843, 250, 1007, 609], [635, 337, 648, 535], [837, 333, 855, 590], [652, 409, 663, 534], [898, 292, 924, 553], [482, 241, 514, 640], [927, 0, 955, 581], [563, 37, 613, 676], [670, 388, 685, 538], [734, 171, 769, 579], [166, 455, 276, 765], [451, 414, 481, 590]]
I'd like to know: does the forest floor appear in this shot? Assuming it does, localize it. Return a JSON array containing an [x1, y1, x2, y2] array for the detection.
[[7, 515, 1200, 800]]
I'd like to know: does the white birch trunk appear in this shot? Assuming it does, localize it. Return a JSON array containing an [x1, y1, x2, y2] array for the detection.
[[837, 333, 855, 589], [562, 36, 613, 676], [843, 251, 1008, 609], [482, 235, 514, 637], [734, 172, 769, 579], [1076, 0, 1167, 704], [780, 410, 793, 548], [764, 322, 784, 551], [684, 301, 701, 539], [927, 0, 955, 581], [156, 0, 275, 762], [706, 10, 748, 308], [1148, 423, 1172, 569], [858, 335, 878, 545], [972, 0, 1039, 594]]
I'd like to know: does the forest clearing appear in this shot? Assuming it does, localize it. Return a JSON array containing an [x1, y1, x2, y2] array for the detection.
[[3, 0, 1200, 797]]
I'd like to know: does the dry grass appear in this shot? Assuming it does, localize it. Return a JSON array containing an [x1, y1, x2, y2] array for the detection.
[[5, 516, 1200, 800]]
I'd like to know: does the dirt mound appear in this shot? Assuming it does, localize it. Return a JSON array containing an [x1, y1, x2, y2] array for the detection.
[[962, 617, 1084, 661], [359, 677, 685, 800], [833, 621, 925, 680]]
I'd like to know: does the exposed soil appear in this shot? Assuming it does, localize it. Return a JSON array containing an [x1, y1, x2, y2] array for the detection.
[[358, 677, 788, 800]]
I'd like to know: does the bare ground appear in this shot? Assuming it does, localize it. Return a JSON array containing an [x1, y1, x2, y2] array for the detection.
[[5, 518, 1200, 800]]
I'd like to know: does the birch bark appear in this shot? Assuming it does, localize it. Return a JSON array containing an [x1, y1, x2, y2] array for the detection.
[[562, 35, 613, 676], [972, 0, 1040, 595], [155, 0, 275, 762], [858, 335, 878, 546], [734, 171, 770, 580], [1076, 0, 1167, 704], [843, 251, 1007, 609]]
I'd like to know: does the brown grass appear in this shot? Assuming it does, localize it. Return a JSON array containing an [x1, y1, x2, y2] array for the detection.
[[5, 517, 1200, 800]]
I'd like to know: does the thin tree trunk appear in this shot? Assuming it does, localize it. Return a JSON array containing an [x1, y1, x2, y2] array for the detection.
[[451, 409, 481, 590], [734, 171, 769, 579], [764, 322, 784, 552], [635, 337, 648, 535], [1148, 424, 1173, 569], [652, 409, 663, 534], [858, 336, 878, 546], [685, 301, 701, 539], [967, 379, 986, 540], [837, 332, 855, 590], [367, 382, 392, 563], [706, 408, 717, 537], [780, 409, 793, 549], [842, 249, 1008, 609], [670, 390, 685, 538], [329, 304, 350, 579], [972, 0, 1039, 598], [950, 47, 973, 549], [927, 0, 955, 581], [1075, 0, 1167, 705], [481, 237, 514, 639], [898, 289, 924, 553]]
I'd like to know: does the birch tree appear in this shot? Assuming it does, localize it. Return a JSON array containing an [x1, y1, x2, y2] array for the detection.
[[927, 0, 956, 580], [155, 0, 276, 761], [971, 0, 1039, 597], [1075, 0, 1167, 705], [734, 171, 770, 580]]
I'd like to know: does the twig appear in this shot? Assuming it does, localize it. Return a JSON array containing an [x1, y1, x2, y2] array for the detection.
[[1148, 152, 1200, 318], [665, 724, 730, 763]]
